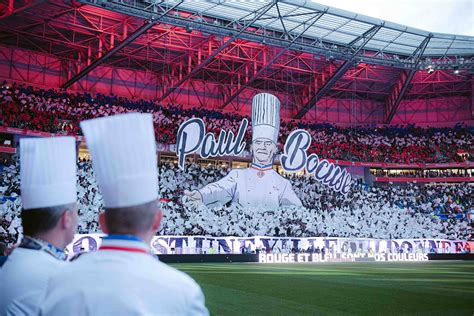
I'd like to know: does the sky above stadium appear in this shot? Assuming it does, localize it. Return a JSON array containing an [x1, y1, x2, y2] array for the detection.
[[313, 0, 474, 36]]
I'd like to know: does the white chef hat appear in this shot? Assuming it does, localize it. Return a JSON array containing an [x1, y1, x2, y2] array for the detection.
[[251, 93, 281, 144], [20, 136, 77, 210], [80, 113, 158, 208]]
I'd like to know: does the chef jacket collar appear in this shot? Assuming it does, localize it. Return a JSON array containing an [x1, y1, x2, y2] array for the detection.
[[250, 163, 273, 170], [19, 235, 67, 261], [100, 234, 149, 254], [104, 234, 144, 242]]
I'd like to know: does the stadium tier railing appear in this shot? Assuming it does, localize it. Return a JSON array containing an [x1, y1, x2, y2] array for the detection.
[[0, 126, 84, 141], [0, 146, 15, 154], [375, 176, 473, 182]]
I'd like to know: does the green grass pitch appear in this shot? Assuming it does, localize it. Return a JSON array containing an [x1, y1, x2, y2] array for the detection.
[[172, 261, 474, 316]]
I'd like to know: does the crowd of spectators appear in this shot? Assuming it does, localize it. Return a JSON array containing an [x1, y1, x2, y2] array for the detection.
[[1, 158, 471, 246], [1, 81, 472, 164], [371, 168, 472, 178]]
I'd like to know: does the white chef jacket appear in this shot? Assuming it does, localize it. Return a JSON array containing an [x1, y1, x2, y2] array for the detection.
[[199, 165, 302, 208], [0, 246, 66, 316], [40, 235, 208, 316]]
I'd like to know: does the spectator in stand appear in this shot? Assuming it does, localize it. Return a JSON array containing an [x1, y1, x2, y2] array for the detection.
[[0, 242, 7, 267]]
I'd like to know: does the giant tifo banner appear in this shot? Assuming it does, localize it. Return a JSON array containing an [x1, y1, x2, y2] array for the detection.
[[176, 93, 352, 209], [68, 234, 472, 261]]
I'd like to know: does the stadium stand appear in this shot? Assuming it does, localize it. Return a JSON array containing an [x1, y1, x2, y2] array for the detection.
[[1, 157, 471, 245], [1, 81, 472, 245], [1, 81, 473, 164]]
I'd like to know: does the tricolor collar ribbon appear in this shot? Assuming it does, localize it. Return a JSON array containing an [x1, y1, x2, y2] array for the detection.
[[250, 163, 273, 172], [99, 234, 149, 254]]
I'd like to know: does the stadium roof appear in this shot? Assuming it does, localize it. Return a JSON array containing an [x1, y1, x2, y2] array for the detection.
[[0, 0, 472, 123], [72, 0, 473, 72], [168, 0, 474, 57]]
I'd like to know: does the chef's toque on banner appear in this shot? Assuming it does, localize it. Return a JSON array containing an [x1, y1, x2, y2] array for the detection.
[[251, 93, 280, 144]]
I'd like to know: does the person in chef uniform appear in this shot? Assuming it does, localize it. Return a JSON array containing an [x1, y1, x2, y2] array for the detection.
[[185, 93, 302, 208], [0, 137, 79, 315], [40, 113, 208, 316]]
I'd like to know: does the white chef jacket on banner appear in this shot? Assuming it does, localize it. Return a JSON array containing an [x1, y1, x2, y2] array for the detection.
[[199, 165, 302, 208]]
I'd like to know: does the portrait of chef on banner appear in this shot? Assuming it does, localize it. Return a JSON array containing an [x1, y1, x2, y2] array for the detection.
[[184, 93, 302, 208]]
